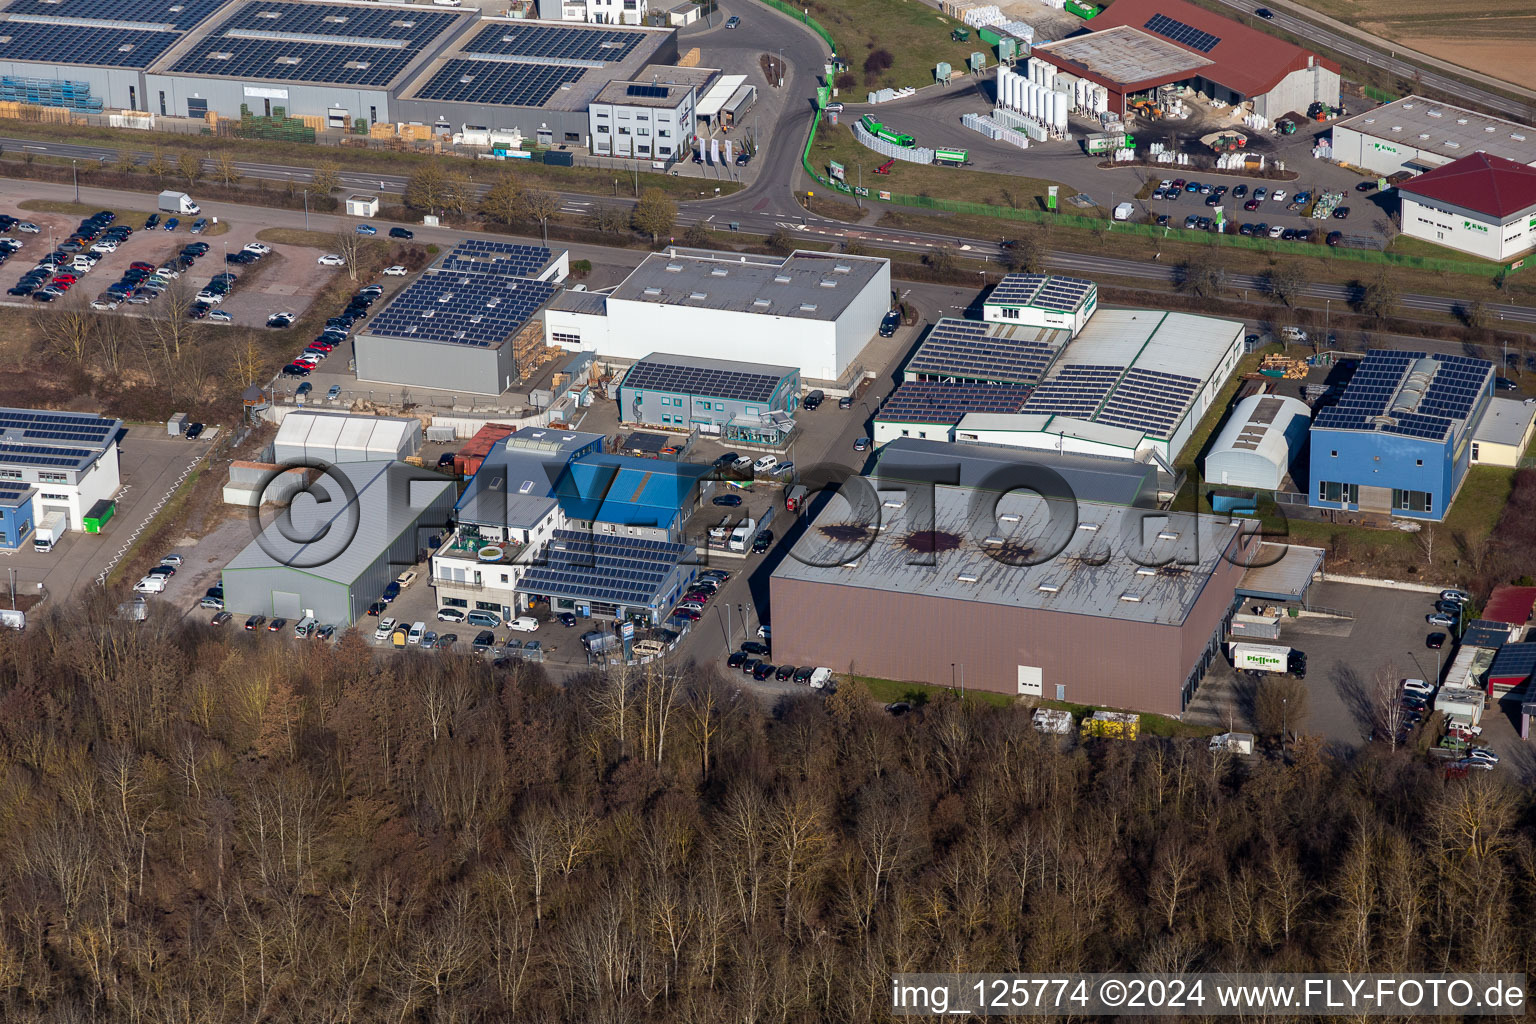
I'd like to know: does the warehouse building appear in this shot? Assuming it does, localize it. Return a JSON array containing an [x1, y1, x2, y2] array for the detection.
[[1395, 152, 1536, 261], [1018, 308, 1243, 464], [1029, 0, 1338, 121], [145, 0, 472, 124], [551, 454, 712, 542], [1310, 350, 1494, 521], [770, 446, 1254, 715], [272, 410, 420, 465], [587, 64, 714, 162], [392, 20, 677, 147], [1202, 393, 1310, 491], [354, 240, 566, 396], [222, 459, 456, 624], [617, 352, 799, 432], [981, 273, 1098, 335], [1471, 397, 1536, 467], [1330, 96, 1536, 177], [952, 413, 1158, 463], [0, 483, 35, 549], [518, 529, 695, 625], [872, 382, 1032, 445], [0, 407, 122, 533], [903, 317, 1070, 386], [544, 248, 892, 383], [875, 436, 1161, 506]]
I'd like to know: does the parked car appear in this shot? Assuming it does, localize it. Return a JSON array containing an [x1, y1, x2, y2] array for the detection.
[[557, 612, 577, 627], [1495, 377, 1519, 391], [211, 611, 232, 626], [327, 385, 343, 401], [752, 530, 773, 553], [185, 423, 205, 440], [437, 607, 466, 622], [245, 614, 267, 631], [383, 265, 408, 276], [381, 581, 401, 603], [1333, 206, 1351, 219], [727, 651, 748, 669], [190, 218, 208, 234], [1427, 613, 1455, 627], [164, 218, 179, 231], [317, 254, 345, 266], [388, 227, 414, 239], [712, 493, 743, 507], [1425, 632, 1447, 649], [471, 630, 496, 652], [356, 224, 377, 235], [802, 390, 825, 410], [752, 662, 776, 681], [879, 310, 901, 337], [853, 437, 870, 451], [1440, 588, 1471, 603]]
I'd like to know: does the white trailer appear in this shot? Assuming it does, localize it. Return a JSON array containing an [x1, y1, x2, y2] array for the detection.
[[1229, 641, 1291, 673], [157, 190, 200, 215], [33, 511, 65, 553]]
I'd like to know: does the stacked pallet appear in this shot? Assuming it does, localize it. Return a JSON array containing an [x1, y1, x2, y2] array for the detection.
[[1259, 354, 1309, 379], [678, 46, 701, 67], [298, 114, 327, 132], [397, 123, 433, 142]]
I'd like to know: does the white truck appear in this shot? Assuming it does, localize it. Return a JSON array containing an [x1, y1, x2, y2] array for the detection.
[[33, 511, 65, 553], [158, 190, 201, 215], [728, 518, 757, 553], [1228, 641, 1291, 673]]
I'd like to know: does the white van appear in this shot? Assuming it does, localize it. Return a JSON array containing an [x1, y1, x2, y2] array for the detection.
[[374, 616, 396, 640], [753, 455, 778, 474], [808, 667, 833, 689], [407, 621, 426, 644], [508, 616, 539, 632]]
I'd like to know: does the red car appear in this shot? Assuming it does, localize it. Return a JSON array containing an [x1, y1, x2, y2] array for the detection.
[[684, 589, 713, 604], [307, 339, 334, 352], [1243, 199, 1261, 211], [50, 278, 72, 291], [671, 607, 701, 621], [129, 261, 155, 271], [52, 272, 76, 283]]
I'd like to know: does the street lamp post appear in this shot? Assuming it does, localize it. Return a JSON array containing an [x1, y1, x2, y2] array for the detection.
[[72, 159, 78, 203]]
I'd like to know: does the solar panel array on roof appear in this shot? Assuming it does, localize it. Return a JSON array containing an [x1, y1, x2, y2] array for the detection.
[[438, 239, 553, 277], [3, 0, 227, 30], [1094, 368, 1201, 437], [1022, 365, 1122, 419], [167, 2, 461, 85], [518, 529, 685, 607], [0, 408, 117, 446], [905, 318, 1062, 385], [1313, 350, 1493, 441], [459, 22, 642, 62], [626, 82, 670, 99], [623, 358, 786, 403], [1490, 642, 1536, 679], [879, 381, 1031, 423], [0, 22, 182, 67], [0, 484, 32, 503], [365, 241, 556, 348], [987, 273, 1096, 311], [1144, 13, 1220, 52], [413, 58, 585, 105]]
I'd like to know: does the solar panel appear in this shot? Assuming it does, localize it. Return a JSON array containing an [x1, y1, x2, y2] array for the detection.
[[1144, 13, 1221, 53], [905, 318, 1065, 385], [626, 83, 670, 99], [519, 528, 686, 607], [987, 273, 1095, 312], [363, 241, 557, 348], [877, 382, 1031, 423], [413, 59, 586, 106], [0, 22, 181, 67], [2, 0, 227, 29], [1313, 349, 1492, 441], [622, 358, 788, 404], [166, 2, 462, 85], [439, 239, 553, 276], [457, 22, 642, 63]]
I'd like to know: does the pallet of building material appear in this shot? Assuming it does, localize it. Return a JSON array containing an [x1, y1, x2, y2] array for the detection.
[[678, 46, 701, 67], [298, 114, 327, 131], [397, 123, 433, 141]]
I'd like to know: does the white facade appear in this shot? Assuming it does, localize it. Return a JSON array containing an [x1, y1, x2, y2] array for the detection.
[[1471, 398, 1536, 467], [1330, 97, 1536, 177], [273, 412, 421, 465], [873, 418, 958, 445], [32, 447, 120, 533], [589, 91, 694, 161], [1399, 193, 1536, 261], [952, 413, 1147, 460], [563, 0, 647, 24], [431, 515, 564, 619]]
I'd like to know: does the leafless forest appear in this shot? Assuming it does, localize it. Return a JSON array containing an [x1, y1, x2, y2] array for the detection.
[[0, 594, 1529, 1023]]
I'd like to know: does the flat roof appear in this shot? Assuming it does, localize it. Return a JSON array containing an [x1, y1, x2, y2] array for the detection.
[[609, 248, 887, 322], [456, 426, 602, 529], [1474, 397, 1536, 447], [875, 436, 1158, 507], [553, 453, 710, 527], [0, 407, 121, 474], [1335, 96, 1536, 168], [549, 289, 608, 315], [1032, 25, 1209, 89], [518, 528, 686, 608], [955, 412, 1148, 450], [621, 352, 796, 403], [1313, 349, 1493, 444], [905, 318, 1070, 386], [0, 0, 230, 69], [594, 63, 715, 106], [400, 17, 675, 111], [876, 381, 1031, 425], [695, 72, 745, 117], [1235, 543, 1322, 601], [773, 481, 1240, 625]]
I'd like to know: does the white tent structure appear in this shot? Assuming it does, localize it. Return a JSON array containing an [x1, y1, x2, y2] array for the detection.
[[1203, 394, 1310, 490], [274, 412, 421, 466]]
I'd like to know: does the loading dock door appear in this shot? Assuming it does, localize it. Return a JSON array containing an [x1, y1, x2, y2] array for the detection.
[[272, 590, 302, 618], [328, 108, 348, 128]]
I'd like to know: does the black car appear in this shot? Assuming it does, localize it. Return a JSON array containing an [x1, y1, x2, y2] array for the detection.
[[1495, 377, 1519, 391], [775, 664, 796, 681], [1232, 185, 1248, 198], [185, 422, 205, 440], [1355, 180, 1377, 192], [7, 284, 35, 296], [712, 494, 742, 507], [226, 252, 258, 265], [144, 213, 160, 229], [367, 601, 387, 616], [714, 452, 742, 468], [557, 612, 577, 627], [741, 658, 761, 675], [803, 390, 825, 410], [752, 662, 776, 681], [740, 640, 769, 656], [1427, 632, 1446, 649], [437, 452, 458, 469], [1333, 206, 1351, 219], [728, 651, 748, 669], [389, 227, 414, 239], [1255, 6, 1273, 16], [471, 630, 496, 652], [1326, 231, 1343, 247], [792, 666, 814, 684], [281, 364, 311, 377], [184, 242, 210, 255], [752, 530, 773, 553], [878, 310, 901, 337], [838, 395, 854, 410]]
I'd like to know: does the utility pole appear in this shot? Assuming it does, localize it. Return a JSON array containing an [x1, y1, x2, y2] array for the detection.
[[72, 159, 78, 203], [302, 186, 309, 230]]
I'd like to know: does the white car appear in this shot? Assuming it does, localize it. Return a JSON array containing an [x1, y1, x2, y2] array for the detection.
[[317, 254, 345, 266], [753, 455, 779, 473], [1402, 678, 1435, 698], [382, 265, 408, 276], [16, 221, 39, 233], [195, 290, 224, 304], [89, 241, 118, 254], [396, 570, 418, 588], [244, 242, 272, 255], [90, 298, 119, 310], [436, 607, 466, 622], [1440, 588, 1471, 604], [373, 616, 396, 640], [1271, 190, 1287, 202], [1267, 225, 1285, 239], [508, 616, 540, 632], [1467, 747, 1500, 764], [133, 576, 167, 593], [757, 624, 771, 639], [209, 310, 233, 323], [432, 0, 462, 6], [161, 554, 183, 566]]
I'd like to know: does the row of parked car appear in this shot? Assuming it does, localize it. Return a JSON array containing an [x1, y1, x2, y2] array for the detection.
[[7, 210, 132, 301], [132, 553, 183, 593], [725, 643, 831, 688], [280, 281, 386, 381]]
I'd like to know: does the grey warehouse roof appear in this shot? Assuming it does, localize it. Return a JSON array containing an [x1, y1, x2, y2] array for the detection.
[[457, 426, 602, 529], [225, 460, 453, 586], [0, 407, 121, 473], [874, 437, 1159, 508], [1473, 397, 1536, 447], [773, 481, 1240, 625], [622, 352, 796, 403], [610, 248, 888, 322], [549, 289, 608, 315], [1335, 96, 1536, 167]]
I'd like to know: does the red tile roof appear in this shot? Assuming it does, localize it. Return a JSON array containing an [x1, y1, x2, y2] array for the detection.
[[1397, 152, 1536, 219], [1088, 0, 1336, 100]]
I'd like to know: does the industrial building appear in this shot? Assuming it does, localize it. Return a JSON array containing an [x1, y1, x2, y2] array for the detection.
[[433, 426, 603, 621], [1394, 152, 1536, 261], [354, 240, 566, 396], [872, 382, 1032, 444], [544, 248, 892, 383], [1310, 350, 1494, 521], [982, 274, 1098, 335], [1330, 96, 1536, 177], [771, 441, 1256, 715], [0, 407, 122, 533], [903, 317, 1071, 386], [222, 459, 456, 624], [0, 483, 35, 549], [272, 410, 421, 465], [551, 454, 712, 542], [1018, 308, 1244, 464], [1471, 397, 1536, 467], [1027, 0, 1338, 121], [876, 436, 1161, 506], [952, 413, 1161, 463], [518, 529, 695, 625], [616, 353, 800, 433], [392, 20, 677, 147], [586, 64, 713, 161], [1202, 393, 1311, 491]]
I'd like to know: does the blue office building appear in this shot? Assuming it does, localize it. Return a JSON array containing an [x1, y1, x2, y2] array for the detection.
[[1310, 351, 1494, 521], [553, 454, 713, 542], [0, 483, 36, 549]]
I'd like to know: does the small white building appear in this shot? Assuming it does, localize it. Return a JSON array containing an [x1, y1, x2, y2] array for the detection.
[[1397, 152, 1536, 261], [588, 65, 715, 163], [982, 273, 1097, 336], [272, 411, 421, 466], [953, 413, 1149, 460], [0, 408, 122, 532], [346, 195, 380, 218], [545, 248, 892, 383], [1203, 393, 1311, 490], [1471, 397, 1536, 467]]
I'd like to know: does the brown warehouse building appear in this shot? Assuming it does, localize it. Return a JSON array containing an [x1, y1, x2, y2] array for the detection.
[[770, 440, 1263, 715]]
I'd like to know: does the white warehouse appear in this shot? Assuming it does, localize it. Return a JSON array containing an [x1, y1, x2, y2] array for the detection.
[[1395, 152, 1536, 261], [0, 408, 122, 533], [1330, 96, 1536, 177], [273, 411, 422, 466], [1203, 393, 1310, 491], [543, 248, 892, 383]]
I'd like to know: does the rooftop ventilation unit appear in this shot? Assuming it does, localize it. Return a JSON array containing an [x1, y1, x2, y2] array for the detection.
[[1078, 522, 1099, 531], [1119, 593, 1143, 603], [688, 291, 707, 300], [664, 263, 682, 272], [1037, 582, 1060, 593], [752, 297, 770, 308], [798, 303, 817, 312], [773, 274, 791, 283], [1427, 109, 1443, 118], [833, 263, 851, 273], [956, 573, 979, 583], [709, 266, 728, 276], [819, 279, 837, 288]]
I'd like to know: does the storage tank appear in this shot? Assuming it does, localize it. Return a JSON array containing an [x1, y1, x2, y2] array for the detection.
[[1041, 64, 1056, 89], [1010, 74, 1022, 110], [1030, 83, 1042, 120], [1024, 82, 1035, 119], [1053, 90, 1068, 129], [1095, 84, 1109, 114], [1074, 78, 1086, 110]]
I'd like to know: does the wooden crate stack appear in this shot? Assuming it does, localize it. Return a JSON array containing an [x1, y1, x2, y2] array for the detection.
[[1260, 354, 1309, 380]]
